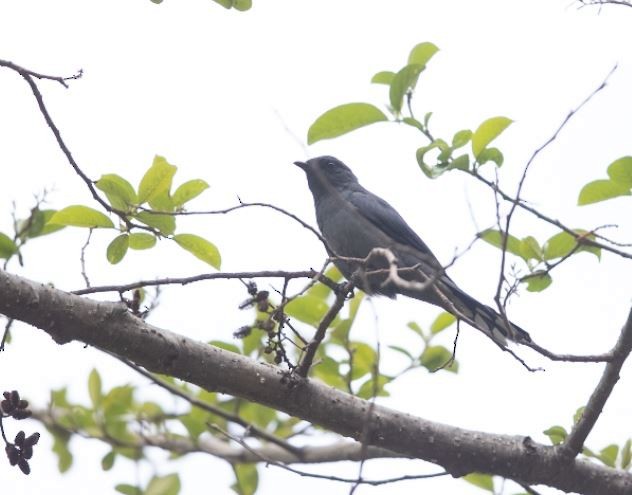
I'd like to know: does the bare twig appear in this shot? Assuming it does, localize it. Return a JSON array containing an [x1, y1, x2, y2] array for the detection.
[[296, 282, 354, 377], [210, 423, 447, 486], [350, 342, 381, 494], [139, 201, 332, 253], [117, 356, 302, 457], [492, 65, 617, 313], [0, 318, 14, 351], [577, 0, 632, 7], [80, 229, 93, 288], [0, 60, 159, 235], [71, 269, 337, 296], [472, 173, 632, 261]]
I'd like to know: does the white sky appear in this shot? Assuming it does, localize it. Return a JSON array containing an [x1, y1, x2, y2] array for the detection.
[[1, 1, 632, 494]]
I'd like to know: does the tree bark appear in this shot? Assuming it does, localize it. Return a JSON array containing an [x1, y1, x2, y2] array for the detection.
[[1, 268, 631, 494]]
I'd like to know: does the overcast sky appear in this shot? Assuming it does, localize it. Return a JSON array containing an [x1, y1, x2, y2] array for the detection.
[[1, 1, 632, 494]]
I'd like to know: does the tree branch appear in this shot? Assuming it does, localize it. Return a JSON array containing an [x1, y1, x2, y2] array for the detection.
[[1, 268, 631, 494], [559, 307, 632, 458], [71, 269, 337, 296]]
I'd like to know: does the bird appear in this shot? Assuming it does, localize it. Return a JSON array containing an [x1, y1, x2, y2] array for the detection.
[[294, 155, 531, 346]]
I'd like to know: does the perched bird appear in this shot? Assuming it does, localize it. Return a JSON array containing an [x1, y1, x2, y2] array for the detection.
[[294, 155, 530, 346]]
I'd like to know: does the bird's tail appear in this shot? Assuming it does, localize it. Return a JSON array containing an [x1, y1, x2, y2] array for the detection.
[[450, 289, 531, 346]]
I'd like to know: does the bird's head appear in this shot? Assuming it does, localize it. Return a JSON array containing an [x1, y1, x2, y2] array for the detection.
[[294, 156, 359, 198]]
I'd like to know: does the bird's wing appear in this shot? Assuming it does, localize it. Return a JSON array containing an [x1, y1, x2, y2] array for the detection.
[[346, 188, 445, 271]]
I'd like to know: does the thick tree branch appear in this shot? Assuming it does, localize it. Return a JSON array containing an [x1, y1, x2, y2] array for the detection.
[[1, 269, 632, 494], [559, 307, 632, 458]]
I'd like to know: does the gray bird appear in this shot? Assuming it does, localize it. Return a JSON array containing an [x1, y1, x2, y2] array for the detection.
[[294, 155, 530, 346]]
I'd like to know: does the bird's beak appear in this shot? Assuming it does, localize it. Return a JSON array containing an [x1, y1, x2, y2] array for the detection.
[[293, 160, 307, 171]]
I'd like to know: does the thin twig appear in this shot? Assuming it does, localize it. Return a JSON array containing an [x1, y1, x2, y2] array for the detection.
[[350, 341, 381, 494], [71, 269, 337, 295], [296, 282, 354, 377], [117, 356, 303, 457], [80, 229, 93, 288], [210, 423, 447, 486], [139, 201, 332, 253], [493, 64, 617, 316], [0, 60, 158, 235], [0, 318, 14, 351]]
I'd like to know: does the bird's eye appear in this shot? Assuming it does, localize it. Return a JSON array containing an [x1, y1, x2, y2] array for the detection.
[[328, 162, 334, 167]]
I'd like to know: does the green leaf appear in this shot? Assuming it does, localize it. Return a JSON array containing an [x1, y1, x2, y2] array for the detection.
[[573, 406, 585, 424], [138, 155, 177, 204], [543, 425, 568, 445], [402, 117, 424, 132], [312, 356, 347, 390], [578, 179, 631, 205], [148, 189, 174, 212], [107, 234, 129, 264], [543, 230, 601, 260], [49, 205, 114, 229], [523, 272, 552, 292], [286, 295, 330, 326], [18, 209, 65, 239], [607, 156, 632, 187], [621, 439, 632, 469], [102, 386, 134, 417], [423, 111, 433, 127], [101, 450, 116, 471], [173, 233, 221, 269], [115, 485, 142, 495], [307, 103, 388, 145], [232, 464, 258, 495], [407, 321, 424, 337], [307, 265, 343, 300], [479, 229, 524, 259], [450, 154, 470, 171], [476, 147, 504, 167], [452, 129, 472, 149], [88, 368, 102, 407], [239, 402, 277, 429], [348, 290, 364, 320], [96, 174, 137, 210], [145, 473, 181, 495], [472, 116, 513, 158], [180, 408, 210, 440], [389, 64, 424, 114], [388, 345, 415, 361], [543, 231, 577, 260], [233, 0, 252, 11], [520, 236, 543, 261], [172, 179, 209, 207], [210, 340, 241, 354], [0, 232, 17, 259], [430, 312, 456, 334], [420, 345, 454, 372], [462, 472, 494, 491], [330, 319, 352, 345], [416, 139, 450, 178], [49, 427, 72, 472], [128, 232, 157, 250], [407, 41, 439, 67], [598, 444, 619, 468], [350, 341, 378, 380], [371, 71, 395, 85], [134, 211, 176, 235], [357, 374, 391, 399]]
